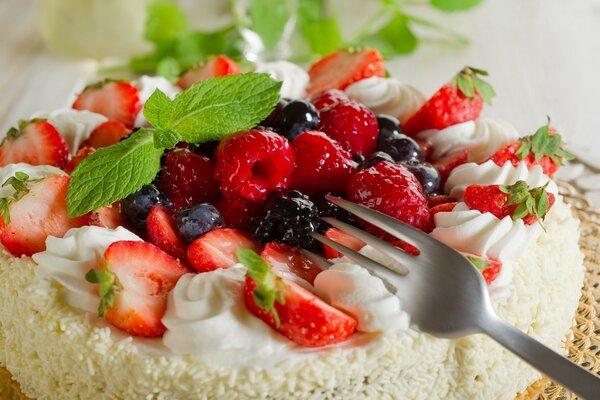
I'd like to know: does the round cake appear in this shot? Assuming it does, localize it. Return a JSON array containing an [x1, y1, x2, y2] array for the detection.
[[0, 50, 585, 399]]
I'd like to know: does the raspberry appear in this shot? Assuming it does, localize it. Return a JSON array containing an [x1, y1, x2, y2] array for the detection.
[[310, 89, 349, 111], [214, 130, 296, 202], [316, 97, 378, 156], [215, 196, 264, 231], [290, 131, 357, 196], [346, 161, 430, 232], [159, 148, 220, 211]]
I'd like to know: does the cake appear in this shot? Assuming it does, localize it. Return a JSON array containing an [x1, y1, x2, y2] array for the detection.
[[0, 50, 584, 399]]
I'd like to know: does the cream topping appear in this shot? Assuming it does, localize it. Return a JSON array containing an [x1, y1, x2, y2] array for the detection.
[[0, 163, 65, 198], [255, 61, 309, 99], [345, 77, 425, 124], [134, 75, 182, 127]]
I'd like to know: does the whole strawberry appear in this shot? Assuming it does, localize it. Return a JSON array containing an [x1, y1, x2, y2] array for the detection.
[[464, 180, 555, 225], [403, 67, 495, 136], [485, 119, 574, 177]]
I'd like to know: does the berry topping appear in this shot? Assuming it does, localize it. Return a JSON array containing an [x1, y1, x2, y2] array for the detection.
[[432, 149, 469, 185], [403, 67, 494, 136], [463, 180, 555, 225], [0, 119, 69, 168], [426, 194, 457, 208], [146, 206, 187, 261], [64, 146, 96, 174], [238, 248, 357, 347], [253, 191, 321, 249], [306, 49, 385, 97], [314, 193, 360, 232], [176, 55, 241, 89], [463, 253, 502, 284], [486, 119, 574, 177], [401, 160, 440, 195], [159, 148, 220, 212], [278, 100, 320, 141], [317, 97, 378, 156], [81, 120, 131, 149], [72, 80, 141, 127], [175, 203, 224, 243], [310, 89, 349, 111], [215, 130, 296, 202], [378, 133, 422, 163], [359, 151, 395, 170], [347, 161, 430, 232], [429, 202, 458, 218], [322, 227, 366, 260], [259, 98, 289, 131], [86, 241, 188, 337], [88, 203, 124, 230], [261, 243, 324, 285], [290, 131, 357, 196], [121, 184, 167, 231], [187, 228, 260, 273], [0, 175, 86, 257], [215, 196, 264, 231]]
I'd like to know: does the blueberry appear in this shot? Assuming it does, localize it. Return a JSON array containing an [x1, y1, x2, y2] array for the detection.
[[175, 203, 224, 243], [260, 98, 289, 131], [121, 184, 166, 231], [360, 151, 395, 170], [279, 100, 320, 141], [402, 160, 440, 195], [379, 134, 422, 163], [376, 114, 404, 148]]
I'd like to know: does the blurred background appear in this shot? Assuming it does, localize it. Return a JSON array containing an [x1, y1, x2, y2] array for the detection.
[[1, 0, 600, 199]]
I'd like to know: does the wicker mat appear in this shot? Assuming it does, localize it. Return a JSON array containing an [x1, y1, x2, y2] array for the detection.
[[1, 182, 599, 400]]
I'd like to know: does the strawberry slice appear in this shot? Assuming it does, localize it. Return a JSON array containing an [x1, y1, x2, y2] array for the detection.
[[72, 80, 141, 128], [81, 120, 131, 149], [432, 148, 468, 185], [88, 202, 124, 230], [0, 119, 69, 168], [0, 175, 87, 256], [64, 146, 96, 174], [86, 241, 188, 337], [429, 202, 458, 218], [238, 248, 357, 347], [261, 243, 324, 285], [462, 253, 502, 284], [146, 206, 187, 261], [403, 67, 495, 136], [176, 55, 241, 89], [306, 49, 385, 97], [322, 228, 366, 260], [187, 228, 260, 273]]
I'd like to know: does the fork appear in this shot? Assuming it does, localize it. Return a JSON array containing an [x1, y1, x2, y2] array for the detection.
[[307, 195, 600, 400]]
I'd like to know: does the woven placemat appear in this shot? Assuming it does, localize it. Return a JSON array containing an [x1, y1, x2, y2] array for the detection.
[[1, 182, 599, 400]]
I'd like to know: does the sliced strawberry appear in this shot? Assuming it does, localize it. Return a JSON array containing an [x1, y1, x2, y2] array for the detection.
[[261, 243, 324, 285], [64, 146, 96, 174], [81, 120, 131, 149], [306, 49, 385, 97], [176, 55, 241, 89], [0, 175, 87, 256], [432, 149, 468, 185], [238, 249, 357, 347], [322, 228, 366, 260], [187, 228, 259, 273], [72, 80, 141, 128], [430, 202, 458, 217], [426, 194, 457, 208], [0, 119, 69, 168], [89, 202, 124, 230], [403, 67, 494, 136], [462, 253, 502, 284], [146, 206, 187, 261], [86, 241, 188, 337]]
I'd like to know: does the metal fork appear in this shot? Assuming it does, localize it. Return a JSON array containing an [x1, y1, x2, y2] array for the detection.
[[308, 195, 600, 400]]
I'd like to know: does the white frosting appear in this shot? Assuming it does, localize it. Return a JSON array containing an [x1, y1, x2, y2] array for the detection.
[[0, 163, 65, 198], [345, 77, 425, 123], [418, 118, 519, 162], [445, 160, 558, 200], [255, 61, 309, 99], [133, 75, 182, 127], [32, 109, 108, 154], [32, 226, 142, 314], [314, 262, 409, 333]]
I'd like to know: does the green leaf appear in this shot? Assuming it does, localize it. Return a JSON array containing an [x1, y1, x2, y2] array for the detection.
[[67, 129, 163, 218], [85, 265, 121, 318], [0, 172, 39, 225], [154, 129, 182, 149], [472, 76, 496, 105], [158, 73, 282, 143], [466, 255, 490, 272], [298, 0, 343, 55], [156, 57, 181, 82], [144, 89, 175, 131], [431, 0, 483, 12], [452, 67, 495, 104], [248, 0, 291, 50], [358, 12, 418, 57], [145, 1, 188, 45], [536, 190, 549, 218], [456, 74, 475, 99]]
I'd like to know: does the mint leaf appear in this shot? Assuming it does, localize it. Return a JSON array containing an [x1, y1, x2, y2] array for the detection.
[[358, 12, 418, 57], [154, 129, 182, 149], [144, 89, 175, 131], [151, 73, 281, 143], [431, 0, 483, 12], [298, 0, 343, 55], [248, 0, 291, 50], [145, 1, 188, 44], [67, 129, 163, 217], [156, 57, 181, 82]]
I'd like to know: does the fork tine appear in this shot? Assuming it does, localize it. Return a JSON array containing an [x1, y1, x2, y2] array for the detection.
[[322, 217, 412, 273], [300, 249, 332, 270], [325, 195, 434, 247], [311, 233, 404, 294]]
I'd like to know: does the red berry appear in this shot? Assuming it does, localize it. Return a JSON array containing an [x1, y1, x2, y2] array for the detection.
[[429, 202, 458, 218], [72, 80, 141, 128], [347, 161, 430, 232], [306, 49, 385, 97], [214, 130, 296, 202], [463, 253, 502, 284], [81, 120, 131, 149], [187, 228, 260, 273], [64, 146, 96, 174], [177, 55, 241, 89], [215, 196, 263, 231], [310, 89, 349, 111], [432, 149, 469, 185], [290, 131, 357, 196], [0, 119, 69, 168], [261, 243, 324, 285], [426, 194, 457, 208], [322, 228, 366, 260], [317, 98, 378, 156], [88, 202, 124, 230], [146, 206, 187, 261], [159, 148, 220, 212]]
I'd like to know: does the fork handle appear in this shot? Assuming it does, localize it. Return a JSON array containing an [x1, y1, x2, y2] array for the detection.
[[479, 315, 600, 400]]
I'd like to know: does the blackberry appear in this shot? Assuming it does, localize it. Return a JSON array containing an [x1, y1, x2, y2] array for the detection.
[[313, 192, 360, 233], [175, 203, 225, 243], [121, 184, 167, 231], [253, 191, 321, 248]]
